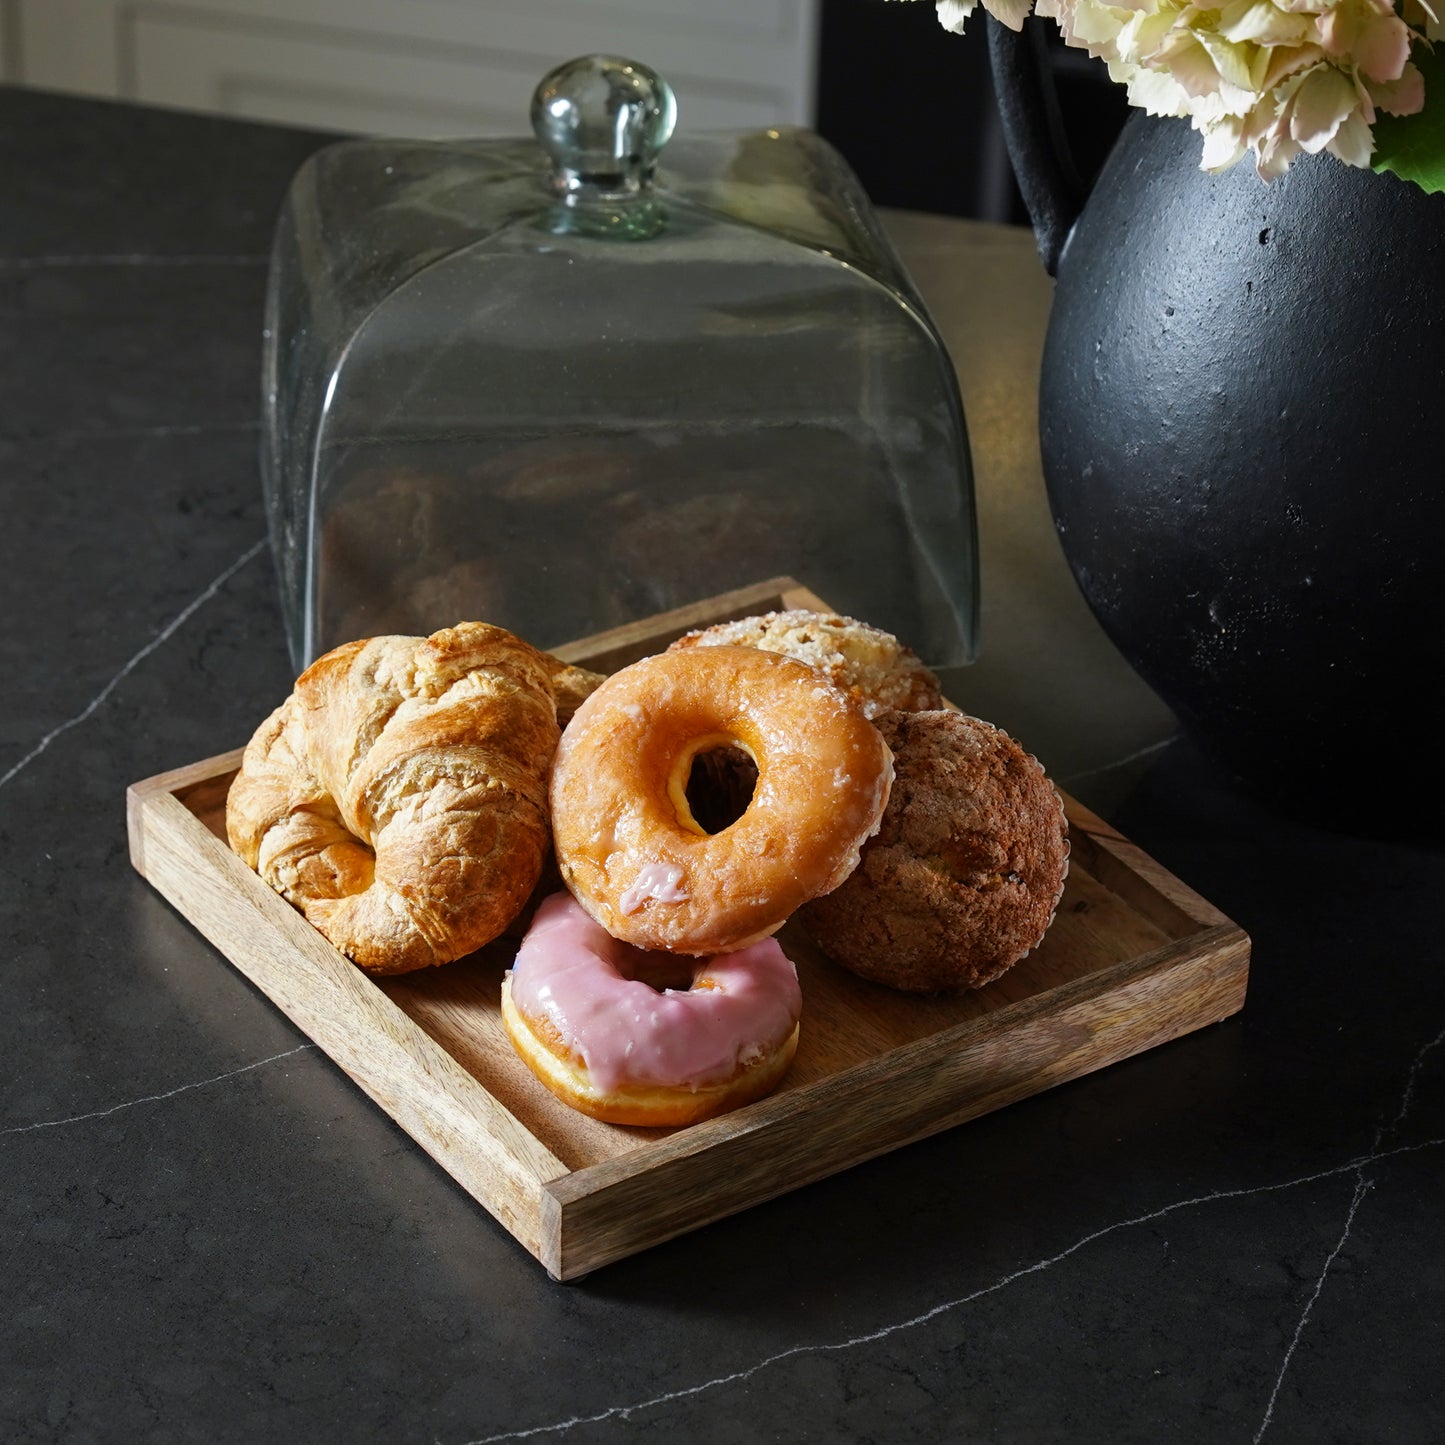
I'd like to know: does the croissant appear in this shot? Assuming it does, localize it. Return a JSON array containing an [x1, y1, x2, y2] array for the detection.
[[226, 622, 574, 974]]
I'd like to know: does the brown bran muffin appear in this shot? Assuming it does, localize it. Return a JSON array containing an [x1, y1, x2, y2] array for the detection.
[[800, 709, 1069, 991]]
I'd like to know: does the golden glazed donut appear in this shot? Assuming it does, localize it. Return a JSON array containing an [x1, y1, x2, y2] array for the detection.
[[226, 622, 559, 974], [800, 709, 1069, 991], [501, 891, 803, 1126], [550, 646, 894, 955], [670, 608, 943, 720]]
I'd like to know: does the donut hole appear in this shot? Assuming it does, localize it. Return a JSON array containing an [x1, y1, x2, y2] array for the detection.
[[624, 952, 700, 993], [684, 744, 759, 835]]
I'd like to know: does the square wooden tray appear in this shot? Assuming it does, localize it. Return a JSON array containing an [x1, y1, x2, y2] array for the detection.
[[127, 578, 1250, 1280]]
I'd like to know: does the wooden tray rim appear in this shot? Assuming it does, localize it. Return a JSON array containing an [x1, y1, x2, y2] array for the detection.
[[135, 749, 1241, 1171], [126, 579, 1251, 1278]]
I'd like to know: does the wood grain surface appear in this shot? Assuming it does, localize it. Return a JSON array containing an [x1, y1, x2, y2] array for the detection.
[[127, 580, 1250, 1279]]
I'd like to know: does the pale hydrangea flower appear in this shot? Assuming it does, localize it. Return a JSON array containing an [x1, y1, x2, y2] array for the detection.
[[936, 0, 1431, 178], [938, 0, 1036, 32]]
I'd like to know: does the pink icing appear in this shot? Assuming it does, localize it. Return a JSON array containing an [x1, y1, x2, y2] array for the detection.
[[508, 892, 802, 1094]]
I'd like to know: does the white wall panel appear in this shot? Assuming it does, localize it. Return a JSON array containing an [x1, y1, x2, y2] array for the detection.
[[13, 0, 818, 135]]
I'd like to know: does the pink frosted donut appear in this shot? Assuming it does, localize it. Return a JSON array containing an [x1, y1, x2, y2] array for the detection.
[[500, 892, 802, 1126]]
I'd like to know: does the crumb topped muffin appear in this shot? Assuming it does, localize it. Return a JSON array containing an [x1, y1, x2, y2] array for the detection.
[[801, 709, 1069, 991], [670, 608, 942, 720]]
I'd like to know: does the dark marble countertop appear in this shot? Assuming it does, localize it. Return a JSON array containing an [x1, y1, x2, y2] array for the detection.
[[3, 85, 1441, 1444]]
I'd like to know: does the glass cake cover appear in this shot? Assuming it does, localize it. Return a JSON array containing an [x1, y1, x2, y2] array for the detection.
[[261, 55, 978, 670]]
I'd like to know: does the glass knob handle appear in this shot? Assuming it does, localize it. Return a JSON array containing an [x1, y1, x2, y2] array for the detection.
[[531, 55, 677, 200]]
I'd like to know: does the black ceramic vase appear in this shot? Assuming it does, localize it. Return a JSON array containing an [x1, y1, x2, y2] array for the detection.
[[989, 20, 1445, 821]]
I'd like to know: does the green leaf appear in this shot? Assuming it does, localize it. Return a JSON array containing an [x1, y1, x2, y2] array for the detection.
[[1372, 44, 1445, 194]]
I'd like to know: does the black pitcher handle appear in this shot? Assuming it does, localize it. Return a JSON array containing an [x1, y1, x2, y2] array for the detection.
[[986, 16, 1087, 277]]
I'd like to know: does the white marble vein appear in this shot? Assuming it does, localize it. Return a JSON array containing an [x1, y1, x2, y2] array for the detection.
[[459, 1136, 1444, 1445], [1061, 733, 1179, 788], [5, 420, 262, 446], [1249, 1015, 1445, 1435], [0, 253, 268, 269], [0, 1043, 315, 1138], [0, 536, 266, 793], [1253, 1172, 1373, 1443], [1385, 1023, 1445, 1140]]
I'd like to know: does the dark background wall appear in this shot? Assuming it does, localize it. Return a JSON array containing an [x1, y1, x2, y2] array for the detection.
[[814, 2, 1130, 224]]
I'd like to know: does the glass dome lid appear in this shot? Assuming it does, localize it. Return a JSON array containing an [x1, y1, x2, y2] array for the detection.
[[262, 55, 978, 671]]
